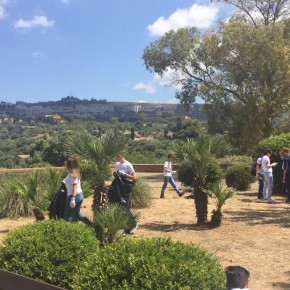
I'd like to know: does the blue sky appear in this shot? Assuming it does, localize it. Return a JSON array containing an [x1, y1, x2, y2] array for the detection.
[[0, 0, 233, 104]]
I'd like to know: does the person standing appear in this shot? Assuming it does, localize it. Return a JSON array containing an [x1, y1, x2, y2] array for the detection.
[[261, 149, 277, 203], [115, 153, 138, 234], [256, 154, 264, 200], [63, 157, 91, 225], [160, 153, 183, 198], [282, 148, 290, 203]]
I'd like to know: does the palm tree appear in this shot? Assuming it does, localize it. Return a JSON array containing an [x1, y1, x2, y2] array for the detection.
[[64, 131, 128, 209], [205, 181, 235, 228], [171, 134, 231, 225]]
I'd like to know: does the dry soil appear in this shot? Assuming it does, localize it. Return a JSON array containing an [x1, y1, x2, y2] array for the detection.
[[1, 172, 290, 290]]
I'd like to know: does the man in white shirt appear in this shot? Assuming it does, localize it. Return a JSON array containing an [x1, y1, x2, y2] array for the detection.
[[115, 153, 138, 234], [160, 153, 183, 198], [261, 149, 277, 203], [225, 266, 250, 290]]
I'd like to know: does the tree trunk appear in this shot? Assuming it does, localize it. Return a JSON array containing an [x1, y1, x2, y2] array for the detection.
[[194, 190, 208, 225], [93, 182, 109, 210], [210, 209, 222, 228]]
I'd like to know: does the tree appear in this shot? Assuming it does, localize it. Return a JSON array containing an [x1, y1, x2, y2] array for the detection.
[[171, 135, 231, 225], [64, 131, 128, 208], [212, 0, 290, 26], [143, 4, 290, 153]]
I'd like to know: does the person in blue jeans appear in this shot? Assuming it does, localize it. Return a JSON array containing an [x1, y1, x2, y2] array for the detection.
[[160, 153, 183, 198], [63, 157, 91, 225]]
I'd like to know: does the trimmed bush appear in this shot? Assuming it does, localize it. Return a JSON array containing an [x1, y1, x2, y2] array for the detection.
[[0, 220, 99, 289], [177, 160, 222, 188], [225, 163, 255, 190], [71, 238, 226, 290]]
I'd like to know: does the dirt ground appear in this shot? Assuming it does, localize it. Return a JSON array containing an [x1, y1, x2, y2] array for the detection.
[[1, 172, 290, 289]]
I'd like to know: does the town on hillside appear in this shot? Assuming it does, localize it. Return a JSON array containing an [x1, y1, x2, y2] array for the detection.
[[0, 96, 205, 122]]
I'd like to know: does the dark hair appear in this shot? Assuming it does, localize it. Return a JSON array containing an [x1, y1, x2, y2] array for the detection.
[[263, 149, 272, 155], [225, 266, 250, 289], [168, 153, 174, 159]]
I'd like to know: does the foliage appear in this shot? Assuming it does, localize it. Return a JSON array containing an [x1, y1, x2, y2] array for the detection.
[[225, 163, 255, 190], [255, 133, 290, 194], [131, 178, 153, 208], [205, 181, 235, 228], [212, 0, 290, 26], [93, 203, 140, 246], [64, 131, 128, 188], [177, 160, 222, 188], [71, 238, 226, 290], [0, 220, 99, 289], [0, 172, 45, 218], [40, 168, 67, 203], [218, 155, 253, 166], [143, 9, 290, 154]]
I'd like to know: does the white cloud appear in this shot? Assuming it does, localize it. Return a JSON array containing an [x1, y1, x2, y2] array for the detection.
[[14, 15, 54, 29], [147, 3, 219, 37], [32, 51, 45, 58], [133, 82, 156, 94], [0, 0, 9, 20], [61, 0, 70, 5]]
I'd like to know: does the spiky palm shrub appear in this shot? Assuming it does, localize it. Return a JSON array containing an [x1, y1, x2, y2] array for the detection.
[[205, 181, 235, 228], [0, 172, 44, 218], [171, 134, 231, 225], [64, 132, 128, 209], [93, 203, 140, 246], [41, 168, 67, 203], [131, 178, 153, 209]]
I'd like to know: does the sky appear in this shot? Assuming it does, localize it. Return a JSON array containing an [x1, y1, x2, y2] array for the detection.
[[0, 0, 234, 104]]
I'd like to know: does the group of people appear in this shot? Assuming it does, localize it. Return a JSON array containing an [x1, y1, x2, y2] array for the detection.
[[256, 148, 290, 203], [62, 152, 182, 229], [61, 153, 138, 232]]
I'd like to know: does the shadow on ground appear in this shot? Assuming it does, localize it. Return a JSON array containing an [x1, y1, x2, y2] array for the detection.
[[272, 271, 290, 289], [140, 221, 212, 232]]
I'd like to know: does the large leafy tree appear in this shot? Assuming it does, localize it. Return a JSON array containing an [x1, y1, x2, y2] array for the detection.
[[143, 1, 290, 153]]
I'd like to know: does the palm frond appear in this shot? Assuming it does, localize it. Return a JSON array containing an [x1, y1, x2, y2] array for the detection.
[[93, 203, 140, 246], [205, 181, 235, 211]]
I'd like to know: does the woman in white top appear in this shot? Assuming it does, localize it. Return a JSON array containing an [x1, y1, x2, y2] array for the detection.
[[63, 157, 91, 225]]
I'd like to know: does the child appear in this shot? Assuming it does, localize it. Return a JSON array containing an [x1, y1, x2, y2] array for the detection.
[[63, 157, 91, 225]]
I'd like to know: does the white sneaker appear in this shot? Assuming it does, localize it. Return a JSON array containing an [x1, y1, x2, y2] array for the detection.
[[129, 223, 138, 234], [267, 199, 275, 203]]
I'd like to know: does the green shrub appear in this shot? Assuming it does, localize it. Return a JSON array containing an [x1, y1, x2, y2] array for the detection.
[[71, 238, 225, 290], [225, 163, 255, 190], [131, 178, 153, 208], [178, 160, 222, 188], [0, 172, 44, 218], [256, 133, 290, 195], [0, 220, 99, 289], [93, 203, 140, 246]]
